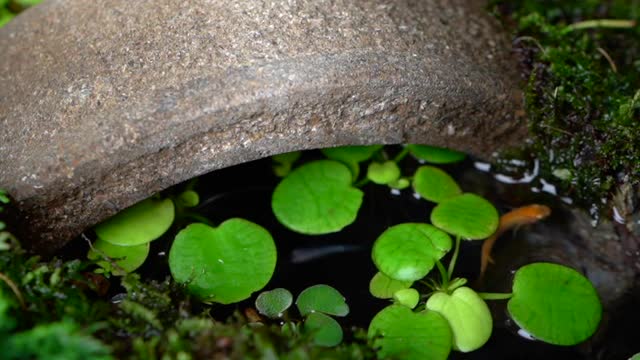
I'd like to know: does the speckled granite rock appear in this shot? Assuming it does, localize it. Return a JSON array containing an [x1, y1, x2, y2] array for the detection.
[[0, 0, 525, 253]]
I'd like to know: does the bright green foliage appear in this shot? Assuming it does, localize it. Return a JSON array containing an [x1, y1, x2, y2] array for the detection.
[[388, 177, 410, 190], [87, 238, 150, 275], [255, 288, 293, 319], [372, 223, 451, 282], [168, 220, 277, 304], [508, 262, 602, 345], [426, 287, 492, 352], [369, 271, 412, 299], [296, 284, 349, 317], [430, 194, 499, 240], [176, 190, 199, 208], [272, 160, 364, 234], [392, 288, 419, 309], [94, 197, 175, 246], [303, 312, 344, 347], [407, 145, 466, 164], [1, 321, 113, 360], [321, 145, 383, 164], [272, 151, 302, 177], [368, 305, 452, 360], [413, 166, 462, 203], [367, 161, 401, 185]]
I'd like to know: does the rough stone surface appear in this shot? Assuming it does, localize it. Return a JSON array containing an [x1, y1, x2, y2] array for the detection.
[[0, 0, 526, 253]]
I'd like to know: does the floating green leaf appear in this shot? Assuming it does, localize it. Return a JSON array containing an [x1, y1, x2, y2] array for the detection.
[[168, 219, 276, 304], [430, 194, 498, 240], [408, 144, 466, 164], [508, 262, 602, 346], [255, 288, 293, 319], [176, 190, 199, 208], [94, 197, 175, 246], [87, 238, 150, 276], [426, 287, 492, 352], [321, 145, 382, 163], [303, 312, 343, 347], [369, 272, 412, 299], [413, 166, 462, 203], [372, 223, 451, 282], [367, 161, 401, 185], [272, 160, 364, 234], [368, 305, 452, 360], [296, 284, 349, 317], [393, 288, 420, 309]]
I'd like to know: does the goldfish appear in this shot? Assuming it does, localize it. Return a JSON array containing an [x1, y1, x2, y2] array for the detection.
[[478, 204, 551, 284]]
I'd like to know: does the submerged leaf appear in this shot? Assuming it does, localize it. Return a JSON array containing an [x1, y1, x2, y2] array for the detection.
[[296, 284, 349, 317], [369, 271, 412, 299], [408, 144, 465, 164], [255, 288, 293, 319], [87, 238, 149, 275], [303, 312, 343, 347]]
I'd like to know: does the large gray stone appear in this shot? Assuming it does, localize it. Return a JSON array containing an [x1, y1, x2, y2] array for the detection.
[[0, 0, 526, 253]]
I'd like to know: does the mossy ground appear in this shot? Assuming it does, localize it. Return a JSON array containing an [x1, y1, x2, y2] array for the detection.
[[492, 0, 639, 212]]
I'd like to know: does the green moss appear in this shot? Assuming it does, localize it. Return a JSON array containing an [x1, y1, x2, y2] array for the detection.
[[492, 1, 640, 210]]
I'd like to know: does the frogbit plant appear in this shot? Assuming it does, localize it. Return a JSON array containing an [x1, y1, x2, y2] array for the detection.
[[254, 285, 349, 347], [271, 145, 602, 359]]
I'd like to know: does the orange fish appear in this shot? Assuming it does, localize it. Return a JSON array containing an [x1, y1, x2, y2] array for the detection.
[[478, 204, 551, 283]]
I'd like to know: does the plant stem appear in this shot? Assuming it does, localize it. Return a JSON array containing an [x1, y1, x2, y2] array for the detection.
[[393, 146, 410, 163], [435, 260, 449, 289], [354, 177, 370, 188], [0, 271, 25, 309], [477, 292, 513, 300], [564, 19, 636, 33], [447, 235, 461, 280]]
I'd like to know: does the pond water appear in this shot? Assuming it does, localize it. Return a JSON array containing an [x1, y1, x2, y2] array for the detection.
[[65, 148, 638, 359]]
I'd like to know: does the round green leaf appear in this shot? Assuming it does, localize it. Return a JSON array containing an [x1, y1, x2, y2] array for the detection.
[[177, 190, 200, 208], [87, 238, 150, 275], [296, 284, 349, 317], [168, 219, 277, 304], [368, 305, 452, 360], [367, 161, 401, 185], [425, 287, 492, 352], [272, 160, 364, 234], [321, 145, 383, 163], [255, 288, 293, 319], [430, 194, 498, 240], [372, 223, 452, 282], [393, 288, 420, 309], [508, 262, 602, 346], [408, 145, 466, 164], [413, 166, 461, 203], [369, 271, 412, 299], [94, 197, 175, 246], [303, 312, 343, 347]]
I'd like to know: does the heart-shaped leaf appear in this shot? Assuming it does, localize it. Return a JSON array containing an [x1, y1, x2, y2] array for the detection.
[[367, 161, 401, 185], [508, 262, 602, 345], [168, 219, 276, 304], [272, 160, 364, 234], [372, 223, 451, 282], [94, 197, 174, 246], [303, 312, 343, 347], [408, 145, 465, 164], [369, 271, 413, 299], [413, 166, 461, 203], [296, 284, 349, 317], [426, 287, 492, 352], [255, 288, 293, 319], [368, 304, 452, 360], [87, 238, 150, 276], [430, 194, 498, 240]]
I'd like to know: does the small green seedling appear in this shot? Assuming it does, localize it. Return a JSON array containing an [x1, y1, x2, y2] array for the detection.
[[255, 284, 349, 347]]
